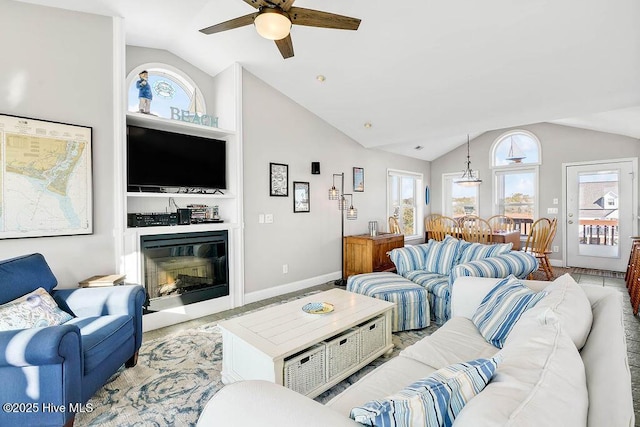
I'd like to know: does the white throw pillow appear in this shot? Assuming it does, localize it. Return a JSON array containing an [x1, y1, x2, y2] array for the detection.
[[513, 273, 593, 350], [454, 320, 588, 427]]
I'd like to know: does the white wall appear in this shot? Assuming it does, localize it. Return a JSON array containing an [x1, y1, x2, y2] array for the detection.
[[430, 122, 640, 262], [242, 71, 430, 295], [0, 1, 115, 286]]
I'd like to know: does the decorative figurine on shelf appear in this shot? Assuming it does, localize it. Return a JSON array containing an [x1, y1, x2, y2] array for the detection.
[[136, 70, 152, 114]]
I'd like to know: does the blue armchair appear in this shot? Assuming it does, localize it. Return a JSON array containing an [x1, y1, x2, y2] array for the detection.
[[0, 253, 145, 427]]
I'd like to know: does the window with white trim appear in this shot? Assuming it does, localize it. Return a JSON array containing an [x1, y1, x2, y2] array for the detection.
[[127, 65, 208, 121], [387, 169, 423, 239], [491, 130, 541, 235], [442, 173, 480, 219]]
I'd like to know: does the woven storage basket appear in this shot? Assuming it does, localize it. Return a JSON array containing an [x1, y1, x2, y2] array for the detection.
[[325, 328, 360, 381], [359, 315, 386, 360], [283, 344, 326, 395]]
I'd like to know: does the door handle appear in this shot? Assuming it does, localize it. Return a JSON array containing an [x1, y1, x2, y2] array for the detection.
[[568, 220, 574, 224]]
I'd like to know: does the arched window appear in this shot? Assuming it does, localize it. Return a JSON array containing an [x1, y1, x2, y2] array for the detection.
[[126, 64, 208, 122], [491, 130, 541, 167], [491, 131, 542, 235]]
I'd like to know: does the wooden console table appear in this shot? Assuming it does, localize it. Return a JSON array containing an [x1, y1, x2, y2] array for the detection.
[[343, 233, 404, 280]]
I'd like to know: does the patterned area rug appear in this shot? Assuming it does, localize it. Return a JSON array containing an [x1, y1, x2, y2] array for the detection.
[[76, 297, 438, 426]]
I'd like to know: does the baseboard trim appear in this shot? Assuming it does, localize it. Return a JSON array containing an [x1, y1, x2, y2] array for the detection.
[[549, 259, 564, 267], [243, 271, 341, 305]]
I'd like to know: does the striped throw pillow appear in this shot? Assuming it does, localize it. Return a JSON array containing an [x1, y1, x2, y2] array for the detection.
[[424, 239, 460, 275], [472, 275, 547, 348], [350, 357, 500, 427], [458, 241, 513, 264], [389, 243, 431, 276]]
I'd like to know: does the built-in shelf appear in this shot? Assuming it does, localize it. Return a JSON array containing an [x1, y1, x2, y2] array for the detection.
[[126, 112, 235, 139], [126, 192, 236, 199], [125, 222, 240, 236]]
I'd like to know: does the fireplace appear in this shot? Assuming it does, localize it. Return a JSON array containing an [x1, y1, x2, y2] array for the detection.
[[141, 231, 229, 312]]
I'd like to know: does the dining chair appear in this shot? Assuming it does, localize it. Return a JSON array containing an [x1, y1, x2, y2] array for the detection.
[[430, 216, 458, 241], [388, 216, 402, 234], [522, 217, 555, 280], [460, 216, 493, 243], [488, 214, 516, 232]]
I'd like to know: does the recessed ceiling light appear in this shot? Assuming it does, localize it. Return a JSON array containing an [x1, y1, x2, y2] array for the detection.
[[414, 145, 424, 150], [364, 122, 372, 129], [316, 75, 326, 82]]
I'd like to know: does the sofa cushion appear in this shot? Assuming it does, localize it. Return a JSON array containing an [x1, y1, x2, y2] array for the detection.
[[389, 243, 431, 276], [0, 287, 73, 331], [449, 252, 539, 285], [400, 317, 499, 369], [515, 273, 592, 350], [424, 239, 460, 275], [472, 275, 546, 348], [0, 253, 58, 304], [454, 320, 588, 427], [326, 356, 438, 416], [350, 357, 499, 427], [65, 314, 134, 373], [458, 241, 513, 264]]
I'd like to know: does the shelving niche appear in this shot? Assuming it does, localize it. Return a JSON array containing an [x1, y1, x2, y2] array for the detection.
[[124, 112, 239, 232]]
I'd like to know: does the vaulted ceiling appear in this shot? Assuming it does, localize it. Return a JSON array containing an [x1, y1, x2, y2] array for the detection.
[[18, 0, 640, 160]]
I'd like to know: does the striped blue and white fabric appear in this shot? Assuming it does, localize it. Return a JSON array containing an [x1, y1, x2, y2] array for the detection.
[[346, 272, 430, 332], [449, 252, 539, 284], [403, 272, 450, 325], [350, 357, 500, 427], [423, 239, 460, 275], [458, 241, 513, 264], [472, 275, 547, 348], [389, 243, 432, 276]]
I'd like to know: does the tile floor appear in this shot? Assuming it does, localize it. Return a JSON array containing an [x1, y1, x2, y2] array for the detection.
[[143, 274, 640, 424]]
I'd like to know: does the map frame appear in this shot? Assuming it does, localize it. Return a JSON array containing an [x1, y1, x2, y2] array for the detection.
[[0, 114, 93, 239]]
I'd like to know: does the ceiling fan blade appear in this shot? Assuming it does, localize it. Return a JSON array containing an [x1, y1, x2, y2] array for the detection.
[[275, 35, 294, 59], [289, 7, 361, 30], [199, 13, 256, 35], [273, 0, 296, 11], [242, 0, 272, 9]]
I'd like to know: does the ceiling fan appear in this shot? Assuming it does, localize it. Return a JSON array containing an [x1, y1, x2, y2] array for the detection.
[[199, 0, 361, 59]]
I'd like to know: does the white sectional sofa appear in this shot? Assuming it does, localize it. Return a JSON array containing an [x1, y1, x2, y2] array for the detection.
[[197, 275, 634, 427]]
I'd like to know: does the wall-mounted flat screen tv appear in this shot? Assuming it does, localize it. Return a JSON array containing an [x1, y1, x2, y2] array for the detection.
[[127, 125, 226, 192]]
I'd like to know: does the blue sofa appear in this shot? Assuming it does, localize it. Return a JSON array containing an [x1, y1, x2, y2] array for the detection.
[[0, 253, 146, 427], [386, 237, 539, 324]]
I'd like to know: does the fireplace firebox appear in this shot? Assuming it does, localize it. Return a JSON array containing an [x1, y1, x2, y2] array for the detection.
[[141, 231, 229, 312]]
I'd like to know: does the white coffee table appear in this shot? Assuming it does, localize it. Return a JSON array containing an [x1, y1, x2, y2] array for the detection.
[[219, 288, 395, 398]]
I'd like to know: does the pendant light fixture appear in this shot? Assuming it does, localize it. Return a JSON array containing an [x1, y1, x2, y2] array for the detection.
[[455, 135, 482, 187]]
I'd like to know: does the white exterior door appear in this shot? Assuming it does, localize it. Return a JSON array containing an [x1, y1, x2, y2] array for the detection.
[[565, 159, 636, 272]]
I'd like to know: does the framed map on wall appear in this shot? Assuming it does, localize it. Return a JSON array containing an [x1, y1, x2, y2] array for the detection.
[[0, 114, 93, 239]]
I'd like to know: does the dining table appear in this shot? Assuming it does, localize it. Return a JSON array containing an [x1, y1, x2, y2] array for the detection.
[[425, 229, 521, 251]]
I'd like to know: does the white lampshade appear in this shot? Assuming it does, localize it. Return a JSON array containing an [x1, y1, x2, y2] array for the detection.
[[254, 9, 291, 40]]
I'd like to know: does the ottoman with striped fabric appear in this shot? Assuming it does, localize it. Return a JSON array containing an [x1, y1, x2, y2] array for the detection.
[[347, 272, 430, 332]]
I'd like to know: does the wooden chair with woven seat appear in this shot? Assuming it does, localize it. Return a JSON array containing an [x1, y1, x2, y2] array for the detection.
[[460, 216, 493, 244], [488, 214, 516, 232], [522, 217, 555, 280], [430, 216, 458, 241], [388, 216, 402, 234]]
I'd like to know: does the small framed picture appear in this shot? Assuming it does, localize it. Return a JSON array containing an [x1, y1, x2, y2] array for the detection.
[[270, 162, 288, 196], [293, 181, 310, 213], [353, 167, 364, 192]]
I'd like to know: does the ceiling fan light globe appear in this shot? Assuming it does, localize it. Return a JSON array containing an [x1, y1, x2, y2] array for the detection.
[[254, 9, 291, 40]]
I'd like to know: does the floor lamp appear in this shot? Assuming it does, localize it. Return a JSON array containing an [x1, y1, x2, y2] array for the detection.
[[329, 173, 358, 286]]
